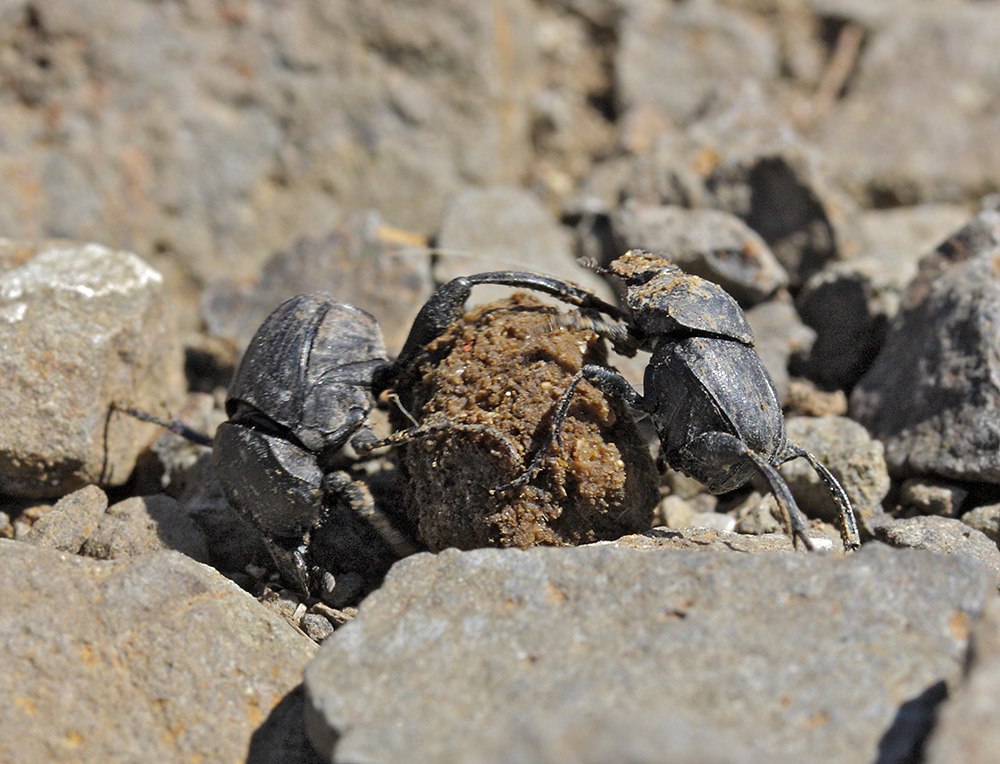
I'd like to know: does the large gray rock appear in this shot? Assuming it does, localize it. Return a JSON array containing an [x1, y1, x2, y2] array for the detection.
[[0, 540, 316, 764], [851, 214, 1000, 482], [0, 241, 182, 497], [817, 5, 1000, 206], [870, 516, 1000, 587], [925, 595, 1000, 764], [304, 543, 992, 764]]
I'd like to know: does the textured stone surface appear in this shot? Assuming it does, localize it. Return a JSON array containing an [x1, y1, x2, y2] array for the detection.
[[304, 543, 991, 764], [0, 241, 183, 497], [432, 185, 615, 305], [0, 540, 316, 764], [871, 516, 1000, 587], [0, 0, 549, 286], [201, 212, 434, 356], [21, 484, 108, 553], [616, 1, 778, 127], [779, 416, 890, 534], [851, 215, 1000, 482], [622, 85, 860, 285], [80, 494, 211, 563], [612, 201, 788, 306], [925, 595, 1000, 764], [817, 5, 1000, 206], [962, 504, 1000, 544]]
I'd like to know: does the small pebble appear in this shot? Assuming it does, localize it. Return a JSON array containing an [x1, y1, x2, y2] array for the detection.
[[300, 613, 336, 643]]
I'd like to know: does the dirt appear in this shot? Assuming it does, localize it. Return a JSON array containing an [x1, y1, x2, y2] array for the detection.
[[388, 293, 658, 552]]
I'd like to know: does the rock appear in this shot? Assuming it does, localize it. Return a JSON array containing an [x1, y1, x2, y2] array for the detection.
[[304, 543, 992, 764], [784, 379, 848, 418], [732, 492, 784, 537], [616, 2, 779, 127], [850, 215, 1000, 482], [623, 83, 861, 285], [0, 0, 546, 287], [745, 294, 815, 403], [201, 212, 434, 356], [961, 504, 1000, 544], [871, 516, 1000, 587], [779, 416, 890, 534], [0, 241, 183, 498], [21, 485, 108, 553], [658, 495, 736, 534], [0, 541, 316, 764], [899, 478, 969, 519], [610, 526, 810, 554], [433, 186, 614, 305], [611, 201, 789, 306], [925, 595, 1000, 764], [855, 204, 974, 285], [80, 494, 211, 563], [795, 260, 899, 391], [443, 708, 795, 764], [817, 5, 1000, 206]]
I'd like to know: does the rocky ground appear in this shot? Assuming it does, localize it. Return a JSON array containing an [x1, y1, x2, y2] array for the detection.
[[3, 1, 1000, 762]]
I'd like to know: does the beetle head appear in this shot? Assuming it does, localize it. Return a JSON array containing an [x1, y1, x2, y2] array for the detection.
[[604, 250, 682, 285]]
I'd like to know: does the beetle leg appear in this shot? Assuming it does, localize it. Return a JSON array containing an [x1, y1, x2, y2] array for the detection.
[[376, 271, 625, 394], [260, 536, 312, 599], [358, 421, 522, 468], [497, 364, 649, 493], [679, 431, 816, 551], [322, 471, 419, 559], [780, 445, 861, 552]]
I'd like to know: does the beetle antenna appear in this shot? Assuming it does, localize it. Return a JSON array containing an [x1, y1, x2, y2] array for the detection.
[[111, 401, 214, 447]]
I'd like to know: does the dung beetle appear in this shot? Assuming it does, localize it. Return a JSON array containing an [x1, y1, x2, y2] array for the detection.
[[379, 252, 859, 551], [211, 293, 417, 600], [502, 251, 860, 551]]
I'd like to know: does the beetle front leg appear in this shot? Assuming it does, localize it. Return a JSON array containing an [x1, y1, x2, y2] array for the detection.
[[497, 364, 648, 492], [322, 471, 419, 560], [375, 271, 625, 394], [780, 445, 861, 552]]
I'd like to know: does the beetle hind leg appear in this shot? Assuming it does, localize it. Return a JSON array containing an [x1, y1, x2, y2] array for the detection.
[[680, 431, 815, 551], [780, 445, 861, 552]]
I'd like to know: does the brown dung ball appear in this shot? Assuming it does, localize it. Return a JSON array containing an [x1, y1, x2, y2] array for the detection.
[[389, 293, 658, 551]]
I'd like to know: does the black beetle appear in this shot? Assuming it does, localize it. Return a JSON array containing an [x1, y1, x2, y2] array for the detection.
[[211, 293, 417, 600], [502, 251, 860, 551], [379, 252, 859, 551]]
